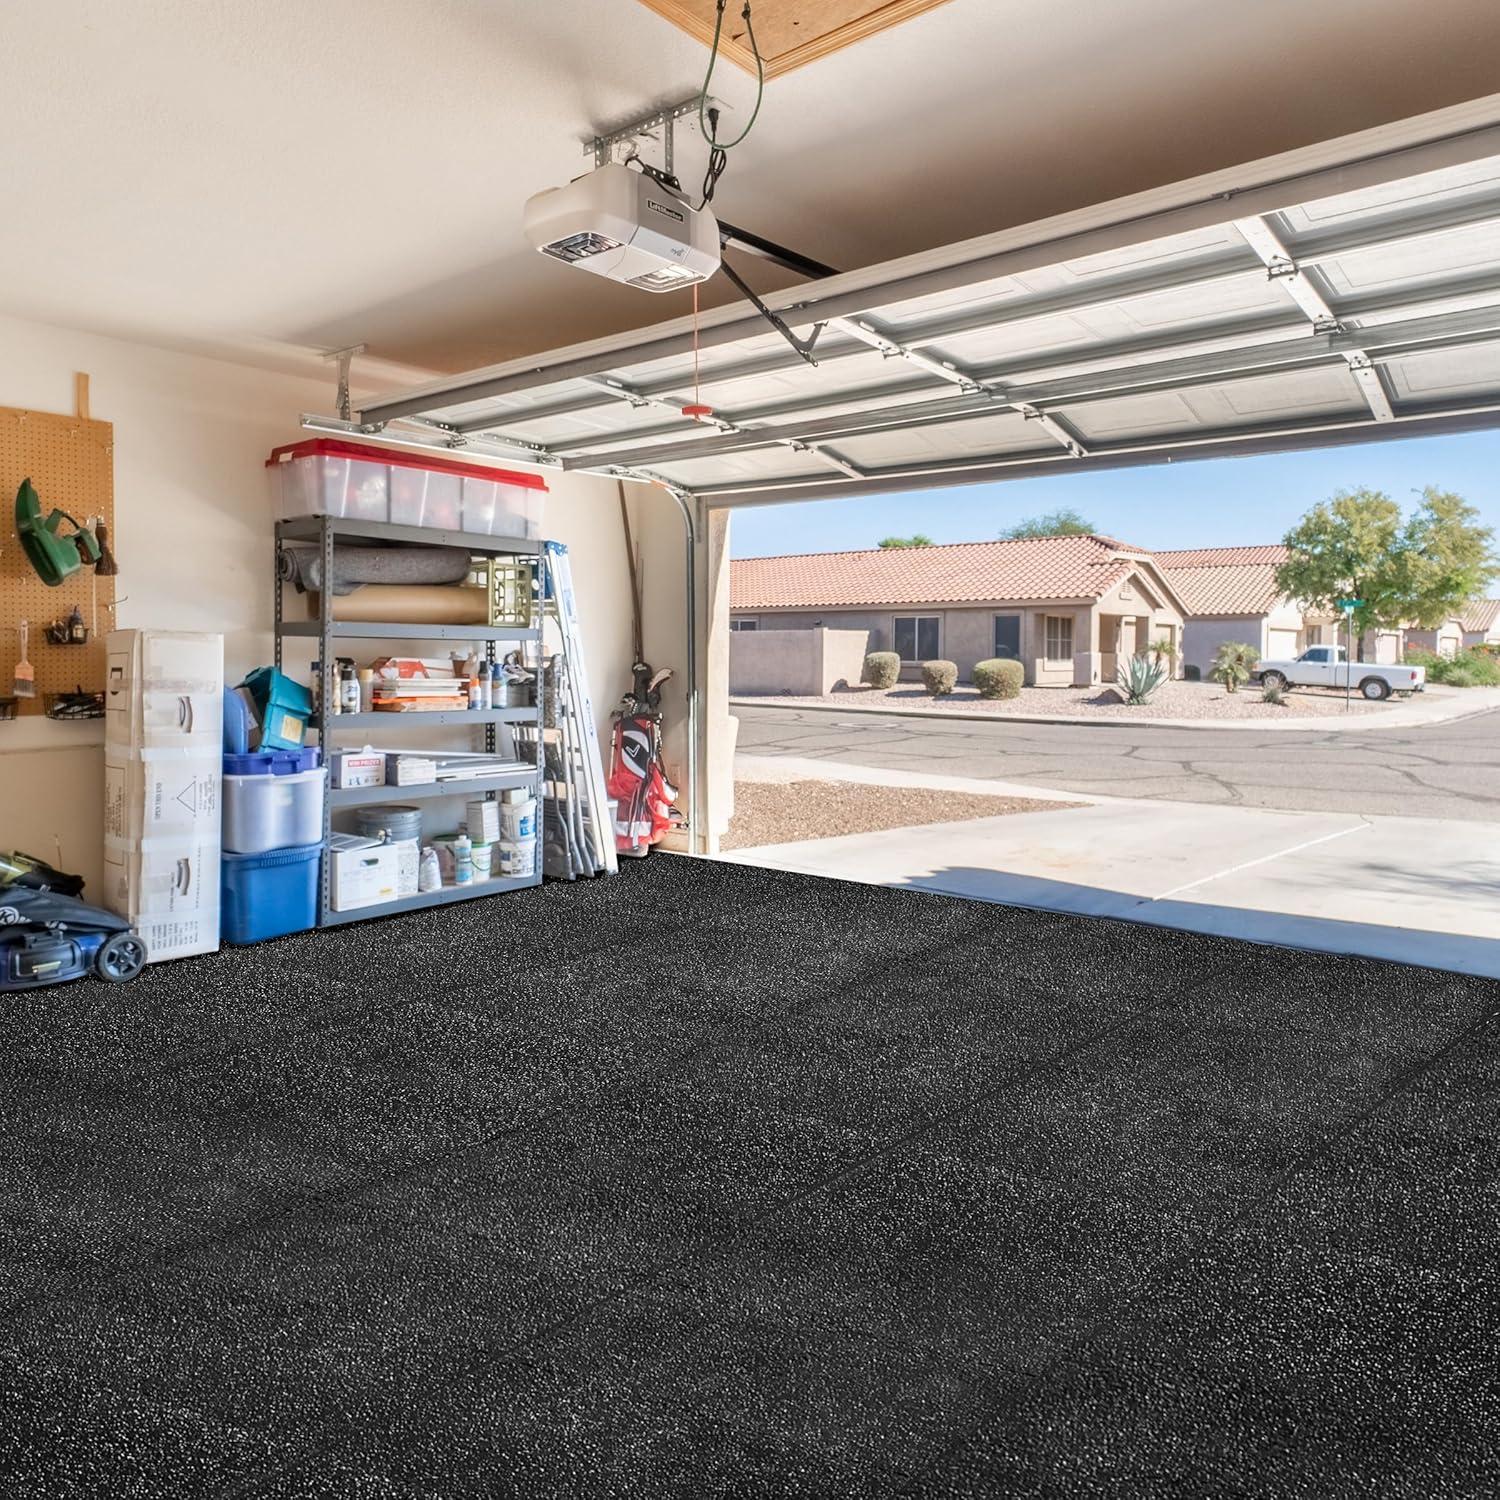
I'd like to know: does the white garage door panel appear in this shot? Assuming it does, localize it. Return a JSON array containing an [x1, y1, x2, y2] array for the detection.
[[1266, 627, 1299, 657], [359, 129, 1500, 503]]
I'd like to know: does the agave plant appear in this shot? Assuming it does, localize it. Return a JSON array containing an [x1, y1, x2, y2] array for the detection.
[[1117, 652, 1168, 705]]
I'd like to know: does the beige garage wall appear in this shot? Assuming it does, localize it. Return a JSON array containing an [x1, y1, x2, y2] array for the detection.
[[0, 311, 656, 891]]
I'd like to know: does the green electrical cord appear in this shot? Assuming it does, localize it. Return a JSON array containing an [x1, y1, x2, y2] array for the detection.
[[693, 0, 762, 165]]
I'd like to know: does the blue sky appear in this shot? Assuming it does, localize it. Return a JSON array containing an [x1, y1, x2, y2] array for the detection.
[[728, 430, 1500, 557]]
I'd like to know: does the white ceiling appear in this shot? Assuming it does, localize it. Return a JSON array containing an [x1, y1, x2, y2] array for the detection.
[[6, 0, 1500, 377]]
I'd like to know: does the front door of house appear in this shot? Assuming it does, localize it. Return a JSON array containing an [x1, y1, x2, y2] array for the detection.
[[993, 614, 1021, 660]]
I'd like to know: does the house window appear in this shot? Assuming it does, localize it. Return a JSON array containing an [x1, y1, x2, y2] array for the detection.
[[1044, 615, 1074, 662], [730, 619, 759, 632], [894, 615, 940, 662], [993, 614, 1021, 660]]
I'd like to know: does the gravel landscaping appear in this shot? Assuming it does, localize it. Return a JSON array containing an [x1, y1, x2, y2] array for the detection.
[[721, 779, 1079, 849], [739, 679, 1392, 721]]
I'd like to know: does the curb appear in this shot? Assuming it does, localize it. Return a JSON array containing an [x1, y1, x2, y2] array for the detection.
[[728, 694, 1500, 735]]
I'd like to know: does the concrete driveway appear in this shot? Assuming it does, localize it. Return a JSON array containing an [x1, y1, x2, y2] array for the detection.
[[724, 757, 1500, 979], [734, 702, 1500, 821]]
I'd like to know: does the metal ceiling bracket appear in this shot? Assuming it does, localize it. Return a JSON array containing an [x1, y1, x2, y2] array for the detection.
[[323, 344, 367, 422], [589, 95, 723, 174], [1017, 404, 1090, 458]]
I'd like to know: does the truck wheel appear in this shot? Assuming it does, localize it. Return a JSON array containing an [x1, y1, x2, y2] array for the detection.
[[1260, 671, 1288, 692], [95, 930, 147, 982], [1360, 677, 1391, 701]]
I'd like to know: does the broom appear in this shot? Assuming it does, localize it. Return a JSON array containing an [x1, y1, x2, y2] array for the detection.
[[13, 618, 36, 698]]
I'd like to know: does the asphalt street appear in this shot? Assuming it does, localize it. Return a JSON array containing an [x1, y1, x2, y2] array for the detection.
[[733, 703, 1500, 822]]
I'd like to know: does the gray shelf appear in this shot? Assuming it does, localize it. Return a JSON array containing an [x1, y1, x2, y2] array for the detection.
[[278, 621, 539, 642], [328, 771, 536, 808], [320, 874, 538, 926], [272, 510, 547, 931], [276, 515, 544, 555], [317, 707, 538, 731]]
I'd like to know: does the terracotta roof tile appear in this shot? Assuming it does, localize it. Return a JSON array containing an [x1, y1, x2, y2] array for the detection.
[[730, 535, 1157, 611], [1463, 598, 1500, 633], [1158, 544, 1290, 617]]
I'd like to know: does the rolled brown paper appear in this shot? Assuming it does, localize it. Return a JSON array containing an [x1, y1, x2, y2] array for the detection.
[[311, 586, 489, 625]]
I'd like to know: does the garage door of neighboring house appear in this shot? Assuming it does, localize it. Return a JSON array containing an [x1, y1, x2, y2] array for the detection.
[[1266, 627, 1299, 658]]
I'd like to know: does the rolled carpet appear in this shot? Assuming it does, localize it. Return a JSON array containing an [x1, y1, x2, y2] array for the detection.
[[279, 544, 474, 596]]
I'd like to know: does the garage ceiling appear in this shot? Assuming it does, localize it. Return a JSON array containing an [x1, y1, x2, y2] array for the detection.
[[354, 121, 1500, 505], [5, 0, 1500, 376]]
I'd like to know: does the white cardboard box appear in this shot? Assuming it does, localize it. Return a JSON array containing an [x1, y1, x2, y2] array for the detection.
[[329, 834, 400, 911], [102, 834, 221, 918], [330, 749, 387, 789], [106, 629, 223, 749], [102, 834, 221, 960], [104, 748, 221, 842]]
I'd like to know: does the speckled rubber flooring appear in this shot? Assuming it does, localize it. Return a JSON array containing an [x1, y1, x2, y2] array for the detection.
[[3, 854, 1499, 1498]]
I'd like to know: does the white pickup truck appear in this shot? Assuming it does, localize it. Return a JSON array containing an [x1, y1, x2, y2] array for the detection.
[[1255, 645, 1425, 701]]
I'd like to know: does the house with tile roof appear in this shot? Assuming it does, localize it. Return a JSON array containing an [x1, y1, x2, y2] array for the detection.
[[1158, 545, 1421, 673], [1155, 545, 1323, 679], [1406, 600, 1500, 658], [1462, 599, 1500, 649], [729, 534, 1188, 688]]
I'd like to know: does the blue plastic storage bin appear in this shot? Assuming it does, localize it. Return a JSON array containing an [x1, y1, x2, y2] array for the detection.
[[223, 747, 321, 776], [221, 842, 322, 943]]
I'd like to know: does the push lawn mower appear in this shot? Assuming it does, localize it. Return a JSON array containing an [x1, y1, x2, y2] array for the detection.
[[0, 886, 148, 989]]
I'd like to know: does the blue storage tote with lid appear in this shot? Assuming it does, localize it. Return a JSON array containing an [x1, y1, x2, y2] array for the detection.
[[221, 842, 322, 943]]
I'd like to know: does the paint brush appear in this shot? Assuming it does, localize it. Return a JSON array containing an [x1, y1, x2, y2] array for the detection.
[[13, 619, 36, 698]]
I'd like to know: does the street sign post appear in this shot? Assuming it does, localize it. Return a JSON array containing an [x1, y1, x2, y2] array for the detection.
[[1336, 598, 1363, 712]]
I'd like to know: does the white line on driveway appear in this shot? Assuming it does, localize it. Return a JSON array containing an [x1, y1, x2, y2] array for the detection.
[[1149, 819, 1373, 903]]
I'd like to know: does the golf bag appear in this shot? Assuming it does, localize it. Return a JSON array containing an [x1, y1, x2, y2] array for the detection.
[[607, 661, 682, 856]]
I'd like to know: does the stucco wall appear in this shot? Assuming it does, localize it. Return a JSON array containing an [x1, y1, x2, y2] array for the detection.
[[729, 627, 870, 695], [1181, 616, 1267, 677], [0, 311, 650, 892]]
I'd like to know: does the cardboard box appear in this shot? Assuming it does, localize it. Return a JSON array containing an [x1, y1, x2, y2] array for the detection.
[[106, 630, 223, 749], [328, 833, 400, 911], [385, 754, 437, 786], [131, 907, 222, 963], [390, 837, 420, 897], [104, 748, 221, 842], [102, 833, 222, 959], [330, 749, 387, 789]]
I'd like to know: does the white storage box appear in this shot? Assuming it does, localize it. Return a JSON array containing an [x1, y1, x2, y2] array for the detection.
[[222, 767, 327, 854], [106, 630, 223, 749], [105, 748, 221, 842], [329, 749, 386, 790], [328, 833, 400, 911], [103, 833, 221, 960], [267, 439, 546, 539]]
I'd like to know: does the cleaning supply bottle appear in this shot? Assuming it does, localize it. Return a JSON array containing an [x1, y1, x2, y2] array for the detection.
[[454, 832, 473, 885], [478, 662, 492, 709], [339, 661, 360, 716], [418, 846, 441, 892], [468, 671, 484, 711]]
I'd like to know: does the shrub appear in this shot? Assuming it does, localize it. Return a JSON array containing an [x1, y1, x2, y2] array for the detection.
[[1211, 641, 1260, 693], [861, 651, 901, 690], [1262, 678, 1288, 706], [1405, 646, 1500, 686], [972, 658, 1024, 700], [1116, 653, 1167, 705], [920, 659, 958, 696]]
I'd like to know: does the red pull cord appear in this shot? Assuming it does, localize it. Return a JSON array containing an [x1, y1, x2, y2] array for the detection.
[[682, 281, 713, 421]]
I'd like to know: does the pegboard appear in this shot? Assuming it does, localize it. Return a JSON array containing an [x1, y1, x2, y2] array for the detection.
[[1, 399, 116, 715]]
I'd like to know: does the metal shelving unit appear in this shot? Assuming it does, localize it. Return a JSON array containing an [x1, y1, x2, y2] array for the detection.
[[274, 514, 545, 927]]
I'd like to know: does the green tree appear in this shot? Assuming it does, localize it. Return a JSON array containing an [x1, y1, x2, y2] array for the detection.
[[877, 533, 934, 549], [1000, 508, 1093, 540], [1275, 487, 1497, 637]]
